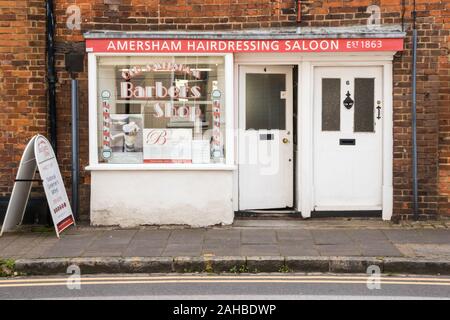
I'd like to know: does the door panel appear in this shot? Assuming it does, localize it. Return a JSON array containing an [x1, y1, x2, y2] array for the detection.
[[246, 74, 286, 130], [239, 66, 294, 210], [313, 67, 383, 210]]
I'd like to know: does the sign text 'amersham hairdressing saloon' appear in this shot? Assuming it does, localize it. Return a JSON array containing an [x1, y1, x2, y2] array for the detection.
[[86, 38, 404, 53]]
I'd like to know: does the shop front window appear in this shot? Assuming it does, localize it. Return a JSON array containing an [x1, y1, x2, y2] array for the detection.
[[97, 56, 226, 165]]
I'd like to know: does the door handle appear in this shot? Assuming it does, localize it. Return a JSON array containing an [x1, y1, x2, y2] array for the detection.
[[376, 106, 381, 119], [282, 138, 289, 144], [376, 101, 381, 119]]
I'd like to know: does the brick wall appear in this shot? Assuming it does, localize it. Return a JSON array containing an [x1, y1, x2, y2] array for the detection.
[[1, 0, 449, 221], [0, 1, 47, 200]]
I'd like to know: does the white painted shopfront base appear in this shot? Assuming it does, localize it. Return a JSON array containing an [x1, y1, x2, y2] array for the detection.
[[90, 170, 234, 227]]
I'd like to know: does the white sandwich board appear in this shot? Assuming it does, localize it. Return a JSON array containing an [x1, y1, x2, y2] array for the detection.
[[0, 135, 75, 238]]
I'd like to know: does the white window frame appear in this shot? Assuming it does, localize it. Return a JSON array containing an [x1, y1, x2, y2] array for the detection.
[[86, 52, 235, 171]]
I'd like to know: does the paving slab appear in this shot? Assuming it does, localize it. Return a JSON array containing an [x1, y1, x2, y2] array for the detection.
[[0, 234, 47, 259], [42, 246, 86, 258], [204, 238, 240, 247], [204, 229, 241, 241], [123, 244, 164, 257], [241, 229, 277, 244], [345, 229, 388, 242], [82, 240, 130, 257], [168, 229, 205, 244], [202, 246, 241, 256], [278, 238, 315, 247], [417, 229, 450, 244], [51, 234, 98, 249], [21, 236, 60, 259], [94, 230, 137, 244], [382, 229, 424, 243], [279, 245, 320, 256], [63, 228, 101, 236], [241, 244, 280, 256], [128, 239, 168, 250], [81, 251, 126, 257], [311, 230, 353, 245], [276, 229, 312, 241], [0, 234, 20, 251], [316, 244, 362, 256], [359, 243, 403, 257], [396, 244, 450, 259], [162, 244, 203, 257], [133, 230, 171, 241]]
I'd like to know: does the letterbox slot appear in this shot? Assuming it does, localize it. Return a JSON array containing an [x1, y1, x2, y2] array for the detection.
[[260, 134, 274, 141], [339, 138, 356, 146]]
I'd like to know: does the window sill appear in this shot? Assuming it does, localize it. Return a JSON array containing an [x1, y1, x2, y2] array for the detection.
[[85, 163, 237, 171]]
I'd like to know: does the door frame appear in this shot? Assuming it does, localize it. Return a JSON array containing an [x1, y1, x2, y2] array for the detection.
[[237, 65, 294, 211], [304, 60, 393, 221], [312, 66, 384, 211], [233, 53, 394, 220]]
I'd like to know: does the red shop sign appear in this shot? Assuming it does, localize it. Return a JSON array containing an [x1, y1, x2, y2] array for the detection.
[[86, 38, 403, 54]]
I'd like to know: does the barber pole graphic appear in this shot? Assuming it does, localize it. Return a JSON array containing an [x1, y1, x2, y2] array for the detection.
[[211, 89, 223, 161], [101, 90, 112, 160], [103, 101, 111, 146]]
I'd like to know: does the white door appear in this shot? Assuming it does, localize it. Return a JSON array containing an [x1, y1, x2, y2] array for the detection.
[[313, 66, 383, 211], [239, 66, 294, 210]]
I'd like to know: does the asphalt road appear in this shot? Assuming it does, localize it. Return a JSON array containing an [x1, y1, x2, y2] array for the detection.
[[0, 273, 449, 300]]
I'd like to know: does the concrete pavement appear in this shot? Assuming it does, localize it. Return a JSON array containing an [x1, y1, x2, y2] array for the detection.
[[1, 219, 450, 275]]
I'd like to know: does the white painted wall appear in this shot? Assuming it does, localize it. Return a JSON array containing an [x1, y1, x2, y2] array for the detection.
[[90, 170, 234, 227]]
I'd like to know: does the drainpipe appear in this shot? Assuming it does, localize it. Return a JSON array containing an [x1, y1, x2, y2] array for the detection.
[[46, 0, 57, 153], [411, 1, 419, 220], [65, 51, 84, 222], [71, 77, 79, 221], [295, 0, 302, 33], [296, 0, 301, 24]]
